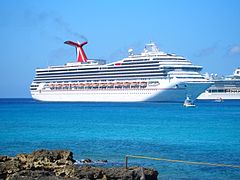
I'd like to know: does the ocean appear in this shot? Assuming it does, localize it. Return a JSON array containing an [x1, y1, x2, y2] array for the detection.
[[0, 99, 239, 179]]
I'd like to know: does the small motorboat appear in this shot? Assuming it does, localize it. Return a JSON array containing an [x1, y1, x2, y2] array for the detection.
[[183, 96, 196, 107], [214, 98, 224, 103]]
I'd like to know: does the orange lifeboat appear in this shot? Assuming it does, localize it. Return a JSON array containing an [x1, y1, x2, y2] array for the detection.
[[107, 83, 114, 87], [93, 83, 99, 87]]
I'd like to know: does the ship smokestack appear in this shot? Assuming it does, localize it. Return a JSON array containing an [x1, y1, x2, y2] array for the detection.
[[64, 41, 88, 62]]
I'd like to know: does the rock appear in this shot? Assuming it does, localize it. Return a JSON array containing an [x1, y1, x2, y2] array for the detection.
[[143, 167, 159, 180], [0, 156, 13, 162], [0, 149, 158, 180], [16, 149, 75, 171], [8, 170, 58, 180], [97, 159, 108, 163], [73, 166, 104, 179], [103, 167, 134, 179], [79, 158, 92, 164], [0, 156, 22, 179]]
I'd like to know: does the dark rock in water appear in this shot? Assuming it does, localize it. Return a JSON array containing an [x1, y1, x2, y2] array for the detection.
[[79, 158, 92, 164], [0, 149, 158, 180], [97, 159, 108, 163]]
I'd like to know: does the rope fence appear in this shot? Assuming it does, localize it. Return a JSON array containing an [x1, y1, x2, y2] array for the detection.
[[125, 155, 240, 169]]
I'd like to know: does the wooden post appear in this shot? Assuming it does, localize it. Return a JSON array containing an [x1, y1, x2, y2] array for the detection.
[[125, 156, 128, 169]]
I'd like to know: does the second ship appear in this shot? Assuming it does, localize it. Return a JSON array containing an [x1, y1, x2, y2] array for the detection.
[[30, 40, 211, 102], [198, 68, 240, 101]]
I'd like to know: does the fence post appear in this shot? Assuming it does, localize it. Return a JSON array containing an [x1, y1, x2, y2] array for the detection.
[[125, 156, 128, 169], [140, 167, 146, 180]]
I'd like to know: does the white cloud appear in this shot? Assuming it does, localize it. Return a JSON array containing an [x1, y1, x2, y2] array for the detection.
[[229, 45, 240, 55]]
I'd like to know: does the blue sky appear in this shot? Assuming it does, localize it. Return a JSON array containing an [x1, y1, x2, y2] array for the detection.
[[0, 0, 240, 97]]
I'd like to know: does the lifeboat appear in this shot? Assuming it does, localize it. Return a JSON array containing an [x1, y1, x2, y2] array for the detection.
[[131, 82, 140, 88], [93, 83, 99, 87], [100, 83, 107, 87], [114, 82, 123, 88], [86, 83, 93, 88], [140, 82, 147, 88], [71, 83, 78, 89], [131, 82, 138, 86], [107, 83, 114, 87], [115, 82, 123, 86], [123, 82, 130, 87]]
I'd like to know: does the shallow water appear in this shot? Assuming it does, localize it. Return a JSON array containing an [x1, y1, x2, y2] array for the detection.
[[0, 99, 240, 179]]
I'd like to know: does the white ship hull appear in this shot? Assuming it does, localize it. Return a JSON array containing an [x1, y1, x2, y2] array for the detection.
[[197, 92, 240, 100], [31, 80, 211, 102]]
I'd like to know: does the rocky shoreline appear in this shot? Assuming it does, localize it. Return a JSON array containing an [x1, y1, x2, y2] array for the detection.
[[0, 149, 158, 180]]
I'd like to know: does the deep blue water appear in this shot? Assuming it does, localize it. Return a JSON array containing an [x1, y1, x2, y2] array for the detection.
[[0, 99, 240, 179]]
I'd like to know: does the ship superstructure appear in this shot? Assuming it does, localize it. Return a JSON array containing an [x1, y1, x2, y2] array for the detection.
[[30, 40, 211, 102]]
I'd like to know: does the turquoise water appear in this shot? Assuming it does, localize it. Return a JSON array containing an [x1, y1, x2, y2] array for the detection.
[[0, 99, 240, 179]]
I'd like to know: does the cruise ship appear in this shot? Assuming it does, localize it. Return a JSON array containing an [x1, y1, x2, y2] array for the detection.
[[30, 40, 211, 102], [197, 68, 240, 100]]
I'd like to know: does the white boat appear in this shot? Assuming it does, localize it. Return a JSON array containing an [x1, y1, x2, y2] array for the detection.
[[30, 40, 211, 102], [214, 98, 224, 103], [183, 96, 196, 107], [197, 68, 240, 101]]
